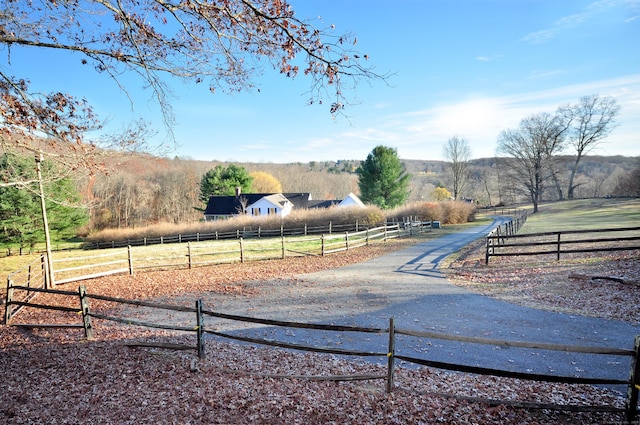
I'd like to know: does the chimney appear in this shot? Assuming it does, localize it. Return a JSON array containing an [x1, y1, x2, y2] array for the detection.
[[235, 186, 241, 197]]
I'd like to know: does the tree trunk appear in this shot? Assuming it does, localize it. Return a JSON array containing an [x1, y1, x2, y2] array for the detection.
[[567, 154, 582, 200]]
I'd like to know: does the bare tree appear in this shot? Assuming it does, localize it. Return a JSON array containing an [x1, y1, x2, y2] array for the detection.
[[496, 112, 566, 213], [559, 95, 620, 199], [1, 0, 383, 186], [612, 158, 640, 197], [470, 164, 496, 207], [442, 136, 471, 200]]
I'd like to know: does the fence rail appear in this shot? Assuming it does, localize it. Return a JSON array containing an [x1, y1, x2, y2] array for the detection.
[[4, 283, 639, 422], [83, 220, 391, 250], [486, 226, 640, 264]]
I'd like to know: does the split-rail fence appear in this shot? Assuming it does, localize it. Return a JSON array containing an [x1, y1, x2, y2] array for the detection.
[[3, 282, 639, 422], [52, 223, 419, 287], [486, 226, 640, 264]]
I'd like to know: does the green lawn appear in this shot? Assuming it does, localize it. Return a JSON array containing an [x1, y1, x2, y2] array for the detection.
[[520, 198, 640, 233]]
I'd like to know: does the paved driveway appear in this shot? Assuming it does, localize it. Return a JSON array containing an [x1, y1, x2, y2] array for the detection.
[[204, 218, 639, 392]]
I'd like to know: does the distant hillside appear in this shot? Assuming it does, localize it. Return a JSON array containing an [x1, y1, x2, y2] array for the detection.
[[83, 153, 636, 230]]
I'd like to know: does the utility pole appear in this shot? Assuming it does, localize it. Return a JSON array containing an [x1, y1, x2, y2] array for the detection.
[[35, 153, 55, 287]]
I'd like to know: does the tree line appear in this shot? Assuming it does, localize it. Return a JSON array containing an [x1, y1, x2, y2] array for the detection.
[[2, 145, 636, 250]]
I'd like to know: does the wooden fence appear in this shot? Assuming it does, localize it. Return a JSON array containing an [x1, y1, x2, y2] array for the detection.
[[486, 226, 640, 264], [3, 256, 49, 324], [4, 283, 639, 422], [50, 223, 408, 286], [5, 222, 433, 321], [84, 220, 402, 250]]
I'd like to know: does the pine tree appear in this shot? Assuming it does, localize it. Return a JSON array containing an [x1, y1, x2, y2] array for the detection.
[[199, 164, 254, 204], [357, 146, 411, 209], [0, 153, 88, 249]]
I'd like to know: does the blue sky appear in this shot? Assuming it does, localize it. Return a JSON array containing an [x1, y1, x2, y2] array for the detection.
[[2, 0, 639, 163]]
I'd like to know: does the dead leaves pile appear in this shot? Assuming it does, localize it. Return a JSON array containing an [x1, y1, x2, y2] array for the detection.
[[0, 241, 634, 424]]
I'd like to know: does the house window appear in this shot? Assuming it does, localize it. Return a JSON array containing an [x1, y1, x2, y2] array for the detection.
[[252, 208, 261, 216], [268, 208, 277, 215]]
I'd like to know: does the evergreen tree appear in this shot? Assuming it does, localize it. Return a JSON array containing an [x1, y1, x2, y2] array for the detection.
[[357, 146, 411, 209], [0, 153, 88, 248], [199, 164, 254, 204]]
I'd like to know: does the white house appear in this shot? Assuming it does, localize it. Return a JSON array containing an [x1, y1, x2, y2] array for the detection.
[[204, 191, 365, 220], [338, 193, 366, 208], [246, 194, 293, 218]]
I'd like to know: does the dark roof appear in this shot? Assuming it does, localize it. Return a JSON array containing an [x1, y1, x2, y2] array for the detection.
[[204, 194, 260, 216], [281, 193, 313, 208], [308, 200, 340, 209]]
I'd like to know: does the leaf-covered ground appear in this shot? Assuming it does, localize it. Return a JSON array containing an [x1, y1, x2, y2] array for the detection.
[[447, 243, 640, 325], [1, 239, 636, 424]]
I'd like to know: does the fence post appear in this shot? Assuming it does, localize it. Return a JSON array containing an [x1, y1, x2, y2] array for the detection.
[[345, 232, 349, 251], [556, 232, 561, 261], [128, 245, 134, 275], [386, 317, 395, 393], [281, 236, 286, 259], [239, 238, 244, 263], [187, 242, 193, 269], [4, 278, 14, 324], [626, 335, 640, 423], [78, 285, 94, 340], [321, 234, 325, 256], [485, 235, 491, 265], [196, 299, 205, 360], [329, 221, 332, 234], [42, 255, 50, 289]]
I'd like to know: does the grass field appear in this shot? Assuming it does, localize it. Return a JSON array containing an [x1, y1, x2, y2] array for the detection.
[[520, 198, 640, 233]]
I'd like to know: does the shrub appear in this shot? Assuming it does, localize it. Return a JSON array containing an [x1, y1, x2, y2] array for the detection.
[[440, 201, 476, 224], [385, 201, 475, 224]]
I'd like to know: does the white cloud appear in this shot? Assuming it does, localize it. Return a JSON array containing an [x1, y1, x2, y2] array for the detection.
[[335, 74, 640, 160], [521, 29, 556, 44], [527, 69, 568, 80], [521, 0, 629, 44]]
